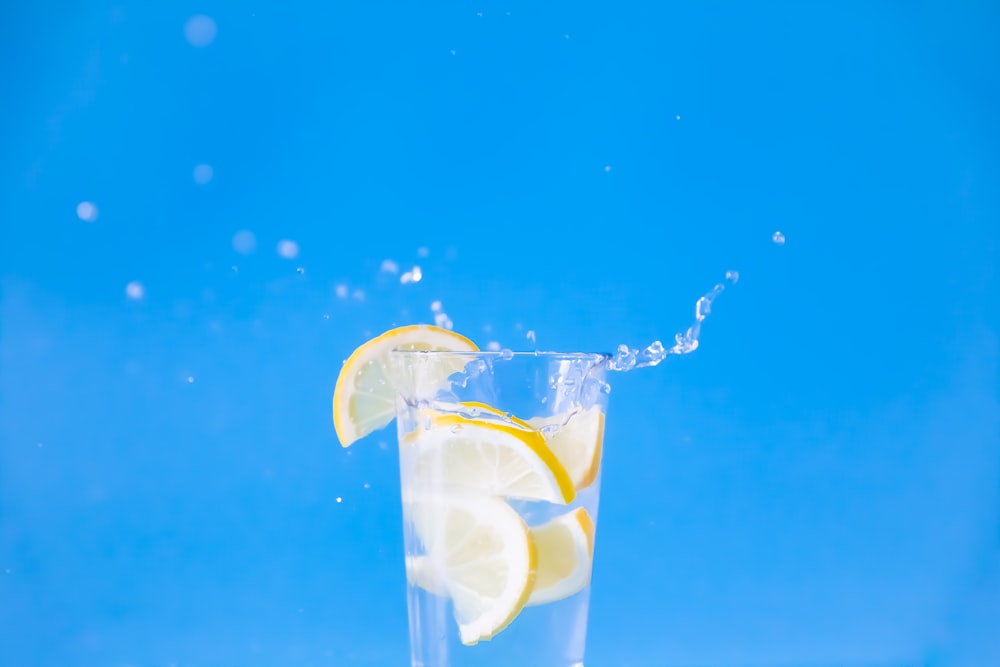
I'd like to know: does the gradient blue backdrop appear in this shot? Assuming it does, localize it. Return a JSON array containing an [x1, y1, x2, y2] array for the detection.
[[1, 2, 997, 666]]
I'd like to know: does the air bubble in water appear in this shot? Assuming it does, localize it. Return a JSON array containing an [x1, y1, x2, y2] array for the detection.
[[486, 341, 501, 351], [335, 284, 348, 298], [430, 300, 442, 312], [772, 231, 785, 245], [500, 349, 514, 360], [380, 259, 399, 274]]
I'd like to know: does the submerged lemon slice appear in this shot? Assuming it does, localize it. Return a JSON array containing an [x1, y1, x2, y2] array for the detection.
[[408, 506, 596, 610], [405, 413, 576, 504], [528, 406, 605, 491], [332, 325, 478, 447], [405, 493, 537, 645], [526, 507, 595, 606]]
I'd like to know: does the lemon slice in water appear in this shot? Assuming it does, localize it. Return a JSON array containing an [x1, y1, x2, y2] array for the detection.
[[526, 507, 595, 605], [405, 493, 536, 645], [528, 406, 605, 491], [404, 413, 575, 504], [408, 505, 596, 609]]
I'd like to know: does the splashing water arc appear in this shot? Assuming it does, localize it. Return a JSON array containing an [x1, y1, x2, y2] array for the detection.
[[607, 271, 738, 372]]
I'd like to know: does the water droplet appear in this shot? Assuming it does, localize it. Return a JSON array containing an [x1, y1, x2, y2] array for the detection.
[[232, 230, 257, 254], [380, 259, 399, 273], [400, 266, 423, 284], [335, 284, 348, 298], [335, 497, 343, 503], [433, 312, 453, 329], [184, 14, 217, 47], [193, 164, 213, 185], [430, 300, 442, 312], [363, 482, 370, 489], [486, 341, 501, 351], [276, 239, 300, 259], [675, 115, 681, 120], [695, 295, 712, 321], [76, 201, 98, 222], [500, 349, 514, 360], [772, 231, 785, 245], [125, 281, 145, 300]]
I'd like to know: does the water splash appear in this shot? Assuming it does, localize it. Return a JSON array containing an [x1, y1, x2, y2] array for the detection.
[[607, 271, 738, 372]]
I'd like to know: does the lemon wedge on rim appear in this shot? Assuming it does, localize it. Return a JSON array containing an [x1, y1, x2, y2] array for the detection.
[[332, 325, 477, 447]]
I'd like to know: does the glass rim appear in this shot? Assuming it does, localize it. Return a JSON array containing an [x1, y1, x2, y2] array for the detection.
[[390, 349, 611, 362]]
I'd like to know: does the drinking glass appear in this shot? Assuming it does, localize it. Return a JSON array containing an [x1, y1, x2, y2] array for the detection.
[[391, 350, 611, 667]]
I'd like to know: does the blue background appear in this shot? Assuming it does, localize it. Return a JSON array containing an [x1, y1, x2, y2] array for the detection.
[[1, 1, 997, 666]]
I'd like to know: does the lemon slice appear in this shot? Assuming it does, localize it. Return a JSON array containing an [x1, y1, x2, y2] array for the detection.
[[425, 401, 534, 430], [404, 413, 576, 504], [526, 507, 595, 606], [408, 505, 596, 608], [405, 493, 537, 645], [528, 406, 605, 490], [332, 325, 478, 447]]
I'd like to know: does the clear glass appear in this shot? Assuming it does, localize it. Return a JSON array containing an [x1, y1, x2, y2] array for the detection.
[[390, 350, 611, 667]]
